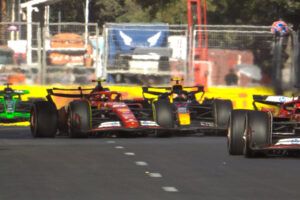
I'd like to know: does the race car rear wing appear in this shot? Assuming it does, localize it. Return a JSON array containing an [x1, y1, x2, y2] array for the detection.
[[46, 87, 94, 101], [253, 95, 297, 110], [142, 85, 204, 101], [142, 86, 204, 95]]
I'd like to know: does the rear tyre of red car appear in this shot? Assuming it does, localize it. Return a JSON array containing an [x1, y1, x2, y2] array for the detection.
[[68, 100, 90, 138], [244, 111, 271, 158], [213, 99, 233, 130], [227, 109, 248, 155], [153, 100, 173, 137], [30, 101, 58, 138]]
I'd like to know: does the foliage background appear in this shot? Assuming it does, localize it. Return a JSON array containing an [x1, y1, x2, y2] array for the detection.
[[47, 0, 300, 30]]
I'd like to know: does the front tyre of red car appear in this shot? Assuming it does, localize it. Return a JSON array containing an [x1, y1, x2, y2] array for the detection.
[[67, 100, 90, 138], [30, 101, 58, 138], [227, 109, 248, 155], [244, 111, 271, 158]]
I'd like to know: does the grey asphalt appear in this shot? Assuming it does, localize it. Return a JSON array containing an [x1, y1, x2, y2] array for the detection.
[[0, 126, 300, 200]]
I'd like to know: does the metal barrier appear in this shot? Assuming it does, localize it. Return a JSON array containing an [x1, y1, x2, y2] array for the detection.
[[1, 22, 298, 91], [191, 25, 295, 91], [102, 23, 188, 85], [0, 22, 41, 85], [41, 22, 100, 85]]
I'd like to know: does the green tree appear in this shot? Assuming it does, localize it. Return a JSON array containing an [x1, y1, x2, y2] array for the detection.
[[116, 0, 152, 22], [46, 0, 300, 30], [90, 0, 125, 26]]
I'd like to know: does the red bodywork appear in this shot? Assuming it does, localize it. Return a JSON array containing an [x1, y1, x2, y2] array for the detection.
[[89, 91, 140, 130], [56, 89, 159, 133], [254, 95, 300, 152]]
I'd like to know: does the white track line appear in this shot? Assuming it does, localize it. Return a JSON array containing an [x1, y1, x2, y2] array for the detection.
[[135, 161, 148, 166], [124, 152, 135, 156], [148, 173, 162, 178], [114, 146, 124, 149], [162, 186, 179, 192]]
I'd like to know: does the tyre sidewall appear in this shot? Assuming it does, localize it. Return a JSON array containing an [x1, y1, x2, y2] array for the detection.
[[153, 100, 174, 128], [30, 101, 58, 137], [228, 109, 248, 155], [214, 99, 233, 129], [244, 111, 271, 157], [68, 100, 91, 138]]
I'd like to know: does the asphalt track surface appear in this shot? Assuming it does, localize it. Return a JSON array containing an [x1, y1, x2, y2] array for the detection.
[[0, 126, 300, 200]]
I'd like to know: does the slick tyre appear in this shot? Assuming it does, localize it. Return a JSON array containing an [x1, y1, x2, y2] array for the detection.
[[213, 99, 233, 129], [153, 100, 174, 137], [30, 101, 58, 138], [244, 111, 271, 158], [227, 109, 248, 155], [68, 100, 90, 138]]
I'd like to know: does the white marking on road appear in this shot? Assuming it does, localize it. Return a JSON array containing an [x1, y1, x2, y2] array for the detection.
[[124, 152, 135, 156], [162, 186, 179, 192], [106, 141, 116, 144], [115, 146, 124, 149], [148, 173, 162, 178], [135, 161, 148, 166]]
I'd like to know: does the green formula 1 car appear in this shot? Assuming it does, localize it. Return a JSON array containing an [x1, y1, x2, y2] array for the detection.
[[0, 83, 43, 123]]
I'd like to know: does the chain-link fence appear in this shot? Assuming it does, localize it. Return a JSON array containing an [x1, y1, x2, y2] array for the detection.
[[41, 22, 100, 85], [0, 22, 41, 85], [1, 21, 298, 91], [102, 23, 188, 85], [191, 25, 296, 92]]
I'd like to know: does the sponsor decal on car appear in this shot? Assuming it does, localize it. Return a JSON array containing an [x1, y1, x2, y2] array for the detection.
[[112, 103, 127, 107], [178, 113, 190, 125], [98, 121, 121, 128], [275, 138, 300, 145], [200, 121, 214, 127], [5, 101, 14, 112], [140, 120, 159, 126], [265, 96, 296, 103]]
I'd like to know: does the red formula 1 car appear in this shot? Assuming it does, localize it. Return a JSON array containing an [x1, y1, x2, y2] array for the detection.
[[30, 80, 160, 138], [228, 95, 300, 157]]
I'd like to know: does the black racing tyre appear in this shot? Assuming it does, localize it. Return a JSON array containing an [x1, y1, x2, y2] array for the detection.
[[213, 99, 233, 129], [68, 100, 91, 138], [227, 109, 248, 155], [30, 101, 58, 138], [244, 111, 271, 158], [153, 100, 174, 128], [153, 100, 174, 137]]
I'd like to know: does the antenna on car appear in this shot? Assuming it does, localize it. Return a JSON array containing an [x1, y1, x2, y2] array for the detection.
[[171, 78, 183, 85], [92, 79, 106, 92], [4, 83, 12, 88]]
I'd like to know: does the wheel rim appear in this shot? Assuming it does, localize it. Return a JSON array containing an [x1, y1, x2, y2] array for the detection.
[[67, 110, 72, 136], [30, 109, 36, 134], [227, 118, 232, 152]]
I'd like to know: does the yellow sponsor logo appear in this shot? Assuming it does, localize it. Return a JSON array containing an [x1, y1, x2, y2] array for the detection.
[[178, 113, 191, 125], [119, 108, 130, 112]]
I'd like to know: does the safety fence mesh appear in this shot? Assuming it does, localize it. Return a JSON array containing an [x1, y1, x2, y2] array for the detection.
[[191, 25, 294, 90]]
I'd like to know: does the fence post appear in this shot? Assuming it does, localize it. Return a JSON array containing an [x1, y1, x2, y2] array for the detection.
[[37, 25, 42, 84], [41, 26, 47, 85]]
